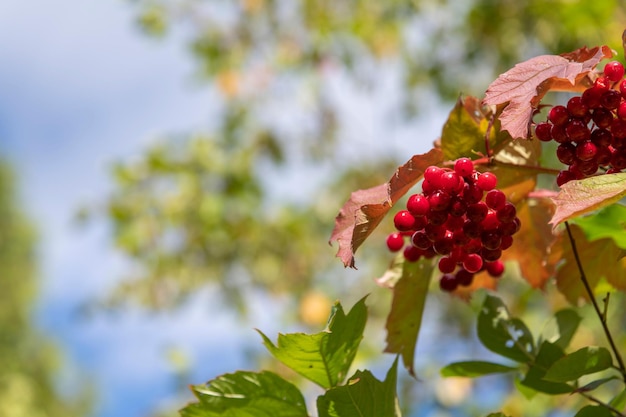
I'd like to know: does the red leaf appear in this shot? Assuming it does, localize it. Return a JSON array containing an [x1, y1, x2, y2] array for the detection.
[[329, 148, 444, 268], [483, 46, 612, 139], [550, 173, 626, 229]]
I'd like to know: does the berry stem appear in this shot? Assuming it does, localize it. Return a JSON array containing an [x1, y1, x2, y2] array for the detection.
[[564, 222, 626, 383]]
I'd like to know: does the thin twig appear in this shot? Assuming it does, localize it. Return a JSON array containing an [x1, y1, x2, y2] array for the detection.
[[565, 222, 626, 383], [580, 391, 626, 417]]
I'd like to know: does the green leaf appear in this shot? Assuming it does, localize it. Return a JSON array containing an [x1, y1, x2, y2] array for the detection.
[[550, 173, 626, 228], [477, 295, 535, 363], [485, 413, 512, 417], [180, 370, 308, 417], [521, 342, 574, 395], [317, 357, 400, 417], [575, 376, 618, 393], [572, 204, 626, 249], [441, 96, 492, 161], [574, 405, 613, 417], [553, 309, 581, 350], [544, 347, 613, 382], [440, 361, 518, 378], [610, 387, 626, 410], [384, 258, 434, 376], [258, 297, 367, 389]]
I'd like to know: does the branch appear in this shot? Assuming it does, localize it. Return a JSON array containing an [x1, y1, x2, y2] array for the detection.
[[564, 222, 626, 383]]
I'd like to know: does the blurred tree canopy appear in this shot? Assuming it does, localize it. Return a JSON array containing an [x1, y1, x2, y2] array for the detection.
[[97, 1, 625, 313], [0, 162, 90, 417]]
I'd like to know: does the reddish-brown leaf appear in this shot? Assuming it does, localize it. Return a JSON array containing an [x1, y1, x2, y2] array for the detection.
[[483, 46, 612, 139], [552, 224, 626, 305], [329, 148, 444, 268], [384, 258, 434, 376], [550, 173, 626, 230], [503, 199, 558, 288]]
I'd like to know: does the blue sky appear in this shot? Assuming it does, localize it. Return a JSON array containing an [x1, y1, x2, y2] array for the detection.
[[0, 2, 451, 416], [0, 1, 277, 416]]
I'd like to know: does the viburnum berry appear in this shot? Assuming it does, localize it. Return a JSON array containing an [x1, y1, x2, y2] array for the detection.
[[385, 160, 521, 290], [476, 172, 497, 191], [485, 260, 505, 278], [386, 233, 404, 252], [454, 157, 474, 177], [604, 61, 625, 82]]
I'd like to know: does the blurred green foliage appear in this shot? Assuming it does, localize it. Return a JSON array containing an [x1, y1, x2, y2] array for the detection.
[[100, 1, 626, 312], [0, 162, 90, 417]]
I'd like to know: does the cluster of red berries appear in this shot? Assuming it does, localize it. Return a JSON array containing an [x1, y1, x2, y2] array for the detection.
[[534, 60, 626, 186], [385, 158, 521, 292]]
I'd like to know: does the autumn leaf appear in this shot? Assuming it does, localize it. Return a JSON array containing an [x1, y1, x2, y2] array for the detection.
[[550, 173, 626, 229], [552, 224, 626, 305], [330, 148, 444, 268], [483, 46, 612, 139], [504, 199, 558, 288], [384, 258, 434, 376]]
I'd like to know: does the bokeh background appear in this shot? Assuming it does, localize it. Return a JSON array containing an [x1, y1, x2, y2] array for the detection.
[[0, 1, 624, 416]]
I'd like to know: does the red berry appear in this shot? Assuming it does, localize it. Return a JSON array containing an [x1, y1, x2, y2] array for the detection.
[[618, 102, 626, 120], [428, 191, 452, 211], [455, 269, 475, 286], [411, 231, 432, 250], [463, 183, 484, 204], [462, 220, 482, 239], [535, 122, 553, 141], [386, 232, 404, 252], [576, 141, 598, 161], [602, 90, 622, 110], [556, 170, 576, 186], [403, 245, 422, 262], [463, 253, 483, 273], [591, 108, 614, 128], [439, 274, 458, 292], [481, 209, 500, 230], [485, 189, 506, 210], [407, 194, 430, 216], [466, 202, 488, 223], [556, 143, 576, 165], [454, 158, 474, 177], [486, 260, 505, 277], [476, 172, 497, 191], [548, 105, 570, 126], [394, 210, 416, 231], [620, 79, 626, 98], [438, 256, 457, 274], [604, 61, 625, 82], [565, 119, 590, 142], [439, 171, 462, 192], [567, 96, 588, 118], [423, 166, 443, 187], [500, 235, 513, 250], [481, 230, 502, 250], [482, 248, 502, 262], [496, 203, 517, 223]]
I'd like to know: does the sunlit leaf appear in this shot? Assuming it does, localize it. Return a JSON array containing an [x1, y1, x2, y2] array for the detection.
[[552, 224, 626, 304], [440, 96, 509, 160], [384, 258, 434, 376], [483, 46, 612, 139], [486, 413, 512, 417], [258, 297, 367, 389], [477, 295, 535, 363], [317, 358, 400, 417], [181, 370, 308, 417], [572, 204, 626, 249], [550, 173, 626, 228], [330, 148, 444, 268], [610, 387, 626, 410], [521, 341, 574, 395], [440, 361, 517, 378], [544, 346, 612, 382]]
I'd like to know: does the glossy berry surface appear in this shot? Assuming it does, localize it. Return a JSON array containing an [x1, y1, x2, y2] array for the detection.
[[384, 160, 521, 290]]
